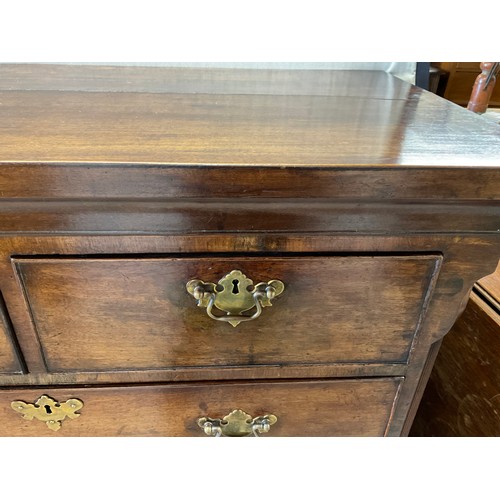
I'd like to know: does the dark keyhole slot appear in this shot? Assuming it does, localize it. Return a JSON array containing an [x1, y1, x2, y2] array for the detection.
[[232, 279, 240, 294], [44, 405, 53, 414]]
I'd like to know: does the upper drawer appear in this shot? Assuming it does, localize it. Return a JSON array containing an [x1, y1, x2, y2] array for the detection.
[[13, 255, 441, 373]]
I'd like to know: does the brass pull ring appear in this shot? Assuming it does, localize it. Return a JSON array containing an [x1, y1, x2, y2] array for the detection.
[[205, 288, 263, 325], [197, 409, 277, 437], [186, 270, 285, 327]]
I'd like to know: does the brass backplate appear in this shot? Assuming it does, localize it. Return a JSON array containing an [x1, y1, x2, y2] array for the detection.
[[11, 395, 83, 431], [186, 270, 285, 327], [198, 409, 278, 437]]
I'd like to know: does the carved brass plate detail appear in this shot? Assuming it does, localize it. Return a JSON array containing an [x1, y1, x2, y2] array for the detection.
[[197, 409, 278, 437], [187, 270, 285, 327], [11, 394, 83, 431]]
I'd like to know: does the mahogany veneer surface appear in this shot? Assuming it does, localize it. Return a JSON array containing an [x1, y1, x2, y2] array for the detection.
[[0, 378, 402, 437], [0, 65, 499, 437], [14, 255, 439, 371]]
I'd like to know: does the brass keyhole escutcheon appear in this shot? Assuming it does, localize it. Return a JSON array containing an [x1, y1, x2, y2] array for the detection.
[[11, 395, 83, 431], [186, 270, 285, 327]]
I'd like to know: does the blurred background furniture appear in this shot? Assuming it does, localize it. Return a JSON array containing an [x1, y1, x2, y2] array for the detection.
[[432, 62, 500, 108], [466, 62, 498, 113]]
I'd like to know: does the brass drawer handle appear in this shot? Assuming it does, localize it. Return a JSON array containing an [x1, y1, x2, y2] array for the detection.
[[186, 270, 285, 327], [197, 409, 277, 437], [11, 394, 83, 431]]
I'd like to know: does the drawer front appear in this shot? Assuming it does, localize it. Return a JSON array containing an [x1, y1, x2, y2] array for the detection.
[[14, 255, 440, 372], [0, 295, 23, 374], [0, 377, 402, 436]]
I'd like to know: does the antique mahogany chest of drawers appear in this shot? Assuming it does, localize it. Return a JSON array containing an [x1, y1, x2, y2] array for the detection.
[[0, 64, 498, 437]]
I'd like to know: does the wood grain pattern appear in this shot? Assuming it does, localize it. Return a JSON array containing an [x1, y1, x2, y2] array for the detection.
[[0, 377, 402, 436], [0, 200, 498, 234], [14, 255, 439, 372], [0, 363, 406, 387], [0, 233, 497, 382], [0, 66, 498, 437], [1, 165, 499, 202], [0, 67, 499, 167]]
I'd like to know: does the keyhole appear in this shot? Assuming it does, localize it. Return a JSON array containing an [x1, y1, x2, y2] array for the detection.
[[232, 279, 240, 294], [44, 405, 53, 415]]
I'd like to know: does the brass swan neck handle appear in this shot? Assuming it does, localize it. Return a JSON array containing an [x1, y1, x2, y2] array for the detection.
[[198, 409, 278, 437], [186, 270, 285, 327]]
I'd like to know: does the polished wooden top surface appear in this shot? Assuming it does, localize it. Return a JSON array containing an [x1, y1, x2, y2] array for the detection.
[[0, 64, 499, 167]]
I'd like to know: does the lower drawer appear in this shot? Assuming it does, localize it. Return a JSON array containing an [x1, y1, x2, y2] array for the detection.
[[0, 378, 402, 436]]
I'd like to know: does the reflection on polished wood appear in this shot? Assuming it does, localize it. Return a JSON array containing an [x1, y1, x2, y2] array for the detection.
[[0, 66, 499, 437], [0, 66, 499, 167], [0, 65, 406, 98]]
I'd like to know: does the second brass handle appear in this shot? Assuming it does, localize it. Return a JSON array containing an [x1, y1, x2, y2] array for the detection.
[[198, 409, 277, 437], [186, 270, 285, 327]]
